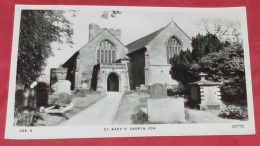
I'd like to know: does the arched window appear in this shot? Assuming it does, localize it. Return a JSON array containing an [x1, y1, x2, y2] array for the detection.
[[108, 50, 111, 63], [97, 50, 100, 64], [112, 50, 116, 63], [101, 50, 104, 63], [97, 40, 116, 64], [105, 50, 108, 63], [167, 37, 182, 63]]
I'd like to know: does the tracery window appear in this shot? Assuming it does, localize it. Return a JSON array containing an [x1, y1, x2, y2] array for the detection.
[[167, 37, 182, 63], [97, 40, 116, 64]]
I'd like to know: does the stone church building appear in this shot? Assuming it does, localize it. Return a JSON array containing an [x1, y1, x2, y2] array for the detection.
[[58, 21, 192, 92]]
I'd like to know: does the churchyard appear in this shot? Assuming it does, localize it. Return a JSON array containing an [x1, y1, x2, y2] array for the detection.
[[114, 74, 248, 124], [114, 91, 247, 124], [15, 79, 248, 126], [15, 84, 107, 126], [34, 91, 106, 126]]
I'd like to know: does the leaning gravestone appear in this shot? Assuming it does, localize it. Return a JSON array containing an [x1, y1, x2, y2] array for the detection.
[[150, 83, 167, 99], [54, 80, 71, 95], [147, 98, 186, 123]]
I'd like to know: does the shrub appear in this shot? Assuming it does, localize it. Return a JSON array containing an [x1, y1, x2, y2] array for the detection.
[[218, 105, 248, 120], [131, 109, 148, 124]]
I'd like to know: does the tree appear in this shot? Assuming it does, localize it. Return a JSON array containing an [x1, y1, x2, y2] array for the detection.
[[197, 19, 242, 43], [171, 33, 224, 83], [191, 33, 223, 62], [17, 10, 74, 85], [101, 10, 122, 19], [171, 33, 246, 101], [199, 43, 246, 100], [171, 50, 200, 84]]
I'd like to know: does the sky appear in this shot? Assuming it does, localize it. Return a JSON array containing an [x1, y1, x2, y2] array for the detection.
[[43, 6, 245, 77]]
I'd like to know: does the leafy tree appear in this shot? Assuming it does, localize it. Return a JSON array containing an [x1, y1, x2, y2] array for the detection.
[[17, 10, 74, 85], [101, 10, 122, 19], [199, 43, 246, 100], [171, 33, 246, 101], [171, 50, 199, 84], [191, 33, 223, 62]]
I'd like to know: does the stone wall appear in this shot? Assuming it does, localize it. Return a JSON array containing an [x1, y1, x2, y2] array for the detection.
[[78, 30, 128, 90], [147, 22, 192, 66], [96, 66, 129, 92], [62, 51, 79, 90], [145, 22, 192, 86], [149, 65, 178, 86], [128, 48, 146, 90]]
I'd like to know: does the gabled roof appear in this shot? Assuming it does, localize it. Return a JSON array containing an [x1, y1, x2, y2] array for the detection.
[[62, 29, 126, 66], [126, 27, 165, 54], [126, 21, 191, 54]]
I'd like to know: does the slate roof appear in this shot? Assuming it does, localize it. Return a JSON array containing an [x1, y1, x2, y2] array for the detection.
[[126, 21, 191, 54], [126, 27, 165, 54]]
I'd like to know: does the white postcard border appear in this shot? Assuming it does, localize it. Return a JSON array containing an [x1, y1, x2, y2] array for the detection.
[[5, 5, 255, 139]]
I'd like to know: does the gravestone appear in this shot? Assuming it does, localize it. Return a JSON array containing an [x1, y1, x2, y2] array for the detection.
[[150, 83, 167, 99], [35, 82, 49, 108], [147, 98, 186, 123], [15, 89, 25, 109], [53, 80, 71, 95]]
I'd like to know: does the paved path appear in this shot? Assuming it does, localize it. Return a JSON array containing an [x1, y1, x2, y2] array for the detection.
[[59, 92, 123, 126]]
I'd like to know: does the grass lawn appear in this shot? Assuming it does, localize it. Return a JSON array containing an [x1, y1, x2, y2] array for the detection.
[[185, 108, 242, 123], [113, 92, 150, 124], [113, 92, 246, 124], [34, 91, 107, 126]]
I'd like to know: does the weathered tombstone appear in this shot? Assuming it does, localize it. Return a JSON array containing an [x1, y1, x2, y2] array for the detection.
[[189, 72, 224, 110], [35, 82, 49, 108], [15, 89, 36, 110], [50, 68, 68, 91], [150, 83, 167, 99], [53, 80, 71, 95], [147, 98, 186, 123], [26, 89, 37, 109], [15, 89, 25, 109]]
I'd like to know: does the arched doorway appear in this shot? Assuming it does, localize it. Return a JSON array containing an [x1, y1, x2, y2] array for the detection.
[[107, 73, 119, 91]]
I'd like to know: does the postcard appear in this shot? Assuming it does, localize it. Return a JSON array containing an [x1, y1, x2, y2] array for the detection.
[[5, 5, 255, 139]]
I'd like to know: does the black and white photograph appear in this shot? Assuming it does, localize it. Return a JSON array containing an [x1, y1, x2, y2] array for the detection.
[[5, 5, 255, 139]]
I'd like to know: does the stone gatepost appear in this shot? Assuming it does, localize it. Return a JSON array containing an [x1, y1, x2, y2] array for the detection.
[[189, 72, 224, 110]]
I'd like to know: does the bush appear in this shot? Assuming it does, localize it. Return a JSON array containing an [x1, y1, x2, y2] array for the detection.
[[218, 105, 248, 120], [131, 109, 148, 124]]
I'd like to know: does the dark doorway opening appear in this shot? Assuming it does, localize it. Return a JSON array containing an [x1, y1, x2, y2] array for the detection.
[[107, 73, 119, 91]]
